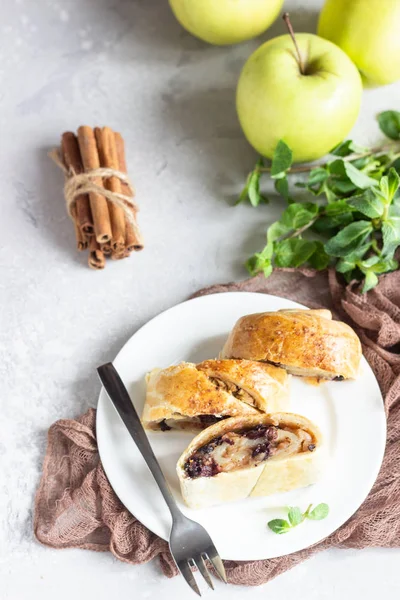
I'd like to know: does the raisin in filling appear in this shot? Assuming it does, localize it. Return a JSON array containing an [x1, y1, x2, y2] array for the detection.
[[199, 415, 228, 426], [184, 436, 223, 478], [243, 424, 278, 441]]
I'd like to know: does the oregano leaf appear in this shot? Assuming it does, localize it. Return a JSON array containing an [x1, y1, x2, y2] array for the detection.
[[267, 221, 290, 242], [275, 239, 316, 268], [387, 167, 400, 202], [263, 263, 273, 278], [324, 221, 373, 257], [382, 218, 400, 257], [307, 167, 329, 187], [274, 176, 290, 201], [236, 172, 251, 205], [348, 191, 385, 218], [343, 161, 379, 189], [308, 241, 330, 270], [362, 271, 379, 293], [330, 140, 367, 156], [270, 140, 293, 178], [324, 200, 353, 217], [378, 110, 400, 140], [281, 203, 318, 230], [312, 213, 353, 234], [336, 257, 356, 273], [247, 170, 261, 207]]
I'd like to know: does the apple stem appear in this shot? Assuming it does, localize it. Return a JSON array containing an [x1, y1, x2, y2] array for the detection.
[[282, 12, 305, 75]]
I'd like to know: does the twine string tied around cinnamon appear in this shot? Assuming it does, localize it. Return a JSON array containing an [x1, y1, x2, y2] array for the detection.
[[49, 148, 139, 231]]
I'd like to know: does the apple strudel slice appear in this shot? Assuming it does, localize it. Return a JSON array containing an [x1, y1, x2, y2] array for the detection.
[[142, 359, 290, 432], [221, 308, 361, 380], [177, 413, 322, 509]]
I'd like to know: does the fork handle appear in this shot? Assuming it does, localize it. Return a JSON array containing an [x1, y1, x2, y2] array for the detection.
[[97, 362, 182, 521]]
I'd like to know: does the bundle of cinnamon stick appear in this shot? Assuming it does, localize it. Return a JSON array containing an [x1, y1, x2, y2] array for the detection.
[[58, 126, 143, 269]]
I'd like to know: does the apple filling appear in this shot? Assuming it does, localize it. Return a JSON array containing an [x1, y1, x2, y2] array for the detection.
[[209, 377, 257, 406], [184, 424, 316, 478], [265, 360, 344, 381]]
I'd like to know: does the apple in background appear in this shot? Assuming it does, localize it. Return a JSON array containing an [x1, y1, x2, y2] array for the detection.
[[318, 0, 400, 87], [168, 0, 284, 46], [236, 32, 363, 163]]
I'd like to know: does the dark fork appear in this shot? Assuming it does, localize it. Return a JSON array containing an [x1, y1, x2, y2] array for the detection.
[[97, 362, 227, 596]]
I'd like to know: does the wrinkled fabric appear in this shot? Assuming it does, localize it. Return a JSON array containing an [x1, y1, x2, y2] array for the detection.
[[34, 268, 400, 585]]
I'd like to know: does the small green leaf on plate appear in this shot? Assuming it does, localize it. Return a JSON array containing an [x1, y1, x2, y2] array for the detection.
[[288, 507, 303, 527], [267, 519, 291, 534], [307, 503, 329, 521]]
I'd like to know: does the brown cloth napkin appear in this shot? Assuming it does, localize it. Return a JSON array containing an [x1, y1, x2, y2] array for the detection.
[[34, 268, 400, 586]]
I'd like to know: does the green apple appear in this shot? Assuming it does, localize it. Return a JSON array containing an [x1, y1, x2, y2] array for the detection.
[[236, 33, 363, 163], [168, 0, 284, 46], [318, 0, 400, 86]]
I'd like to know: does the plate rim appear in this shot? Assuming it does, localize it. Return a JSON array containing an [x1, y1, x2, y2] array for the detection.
[[96, 291, 387, 561]]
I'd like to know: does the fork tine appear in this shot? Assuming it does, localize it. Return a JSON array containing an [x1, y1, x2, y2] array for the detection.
[[206, 551, 227, 584], [194, 555, 214, 591], [177, 559, 201, 596]]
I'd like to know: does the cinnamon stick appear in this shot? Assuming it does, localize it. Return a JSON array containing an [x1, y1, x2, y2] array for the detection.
[[94, 127, 125, 253], [111, 250, 128, 260], [70, 204, 88, 250], [74, 219, 88, 251], [114, 132, 144, 251], [88, 236, 105, 270], [100, 242, 112, 255], [61, 132, 94, 236], [77, 126, 112, 244]]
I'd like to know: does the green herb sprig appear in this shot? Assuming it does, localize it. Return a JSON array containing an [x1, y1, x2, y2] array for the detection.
[[239, 110, 400, 293], [268, 503, 329, 534]]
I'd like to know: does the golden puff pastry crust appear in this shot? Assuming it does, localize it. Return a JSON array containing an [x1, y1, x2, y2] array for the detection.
[[142, 359, 290, 431], [221, 308, 361, 380], [177, 413, 322, 509]]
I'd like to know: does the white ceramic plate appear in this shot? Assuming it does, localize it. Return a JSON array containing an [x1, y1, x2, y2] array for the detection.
[[96, 292, 386, 561]]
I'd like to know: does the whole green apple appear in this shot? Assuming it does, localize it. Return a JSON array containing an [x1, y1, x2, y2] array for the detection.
[[318, 0, 400, 87], [169, 0, 284, 46], [236, 33, 362, 163]]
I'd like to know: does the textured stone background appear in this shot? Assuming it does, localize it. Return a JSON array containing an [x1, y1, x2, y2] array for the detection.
[[1, 0, 400, 598]]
